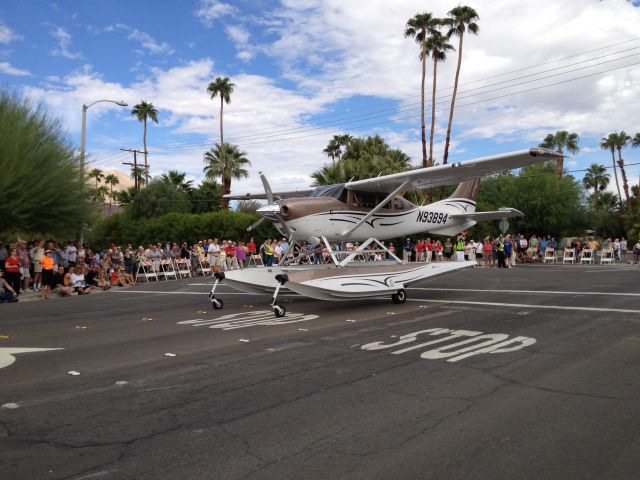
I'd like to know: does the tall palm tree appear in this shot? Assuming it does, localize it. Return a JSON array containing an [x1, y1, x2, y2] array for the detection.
[[539, 130, 580, 178], [87, 168, 104, 201], [104, 174, 119, 214], [161, 170, 194, 192], [425, 31, 454, 166], [203, 143, 250, 210], [131, 100, 158, 186], [600, 133, 623, 211], [442, 5, 479, 165], [582, 164, 609, 205], [207, 76, 235, 208], [323, 138, 341, 165], [613, 131, 631, 203], [405, 12, 441, 168]]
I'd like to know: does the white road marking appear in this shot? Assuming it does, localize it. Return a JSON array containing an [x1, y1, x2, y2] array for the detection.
[[178, 310, 318, 330], [407, 298, 640, 314], [408, 287, 640, 297], [0, 347, 64, 370]]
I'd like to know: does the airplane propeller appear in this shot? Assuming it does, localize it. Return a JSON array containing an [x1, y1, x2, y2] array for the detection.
[[246, 172, 292, 237]]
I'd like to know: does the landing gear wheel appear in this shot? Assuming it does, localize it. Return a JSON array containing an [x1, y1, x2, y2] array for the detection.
[[273, 304, 286, 318], [392, 289, 406, 304], [212, 298, 224, 310]]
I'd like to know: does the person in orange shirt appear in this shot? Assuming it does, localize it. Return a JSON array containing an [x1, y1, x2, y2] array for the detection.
[[40, 249, 55, 299]]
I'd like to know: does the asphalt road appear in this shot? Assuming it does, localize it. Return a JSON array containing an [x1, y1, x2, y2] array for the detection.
[[0, 263, 639, 480]]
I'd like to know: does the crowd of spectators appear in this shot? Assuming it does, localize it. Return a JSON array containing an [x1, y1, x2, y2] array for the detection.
[[2, 234, 639, 303]]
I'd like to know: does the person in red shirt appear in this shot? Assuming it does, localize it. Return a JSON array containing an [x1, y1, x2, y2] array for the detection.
[[4, 247, 21, 295]]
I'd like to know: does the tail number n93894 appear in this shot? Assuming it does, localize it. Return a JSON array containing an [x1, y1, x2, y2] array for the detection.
[[416, 211, 448, 224]]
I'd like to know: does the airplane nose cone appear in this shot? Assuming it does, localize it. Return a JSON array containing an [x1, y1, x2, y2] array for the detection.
[[257, 203, 281, 217]]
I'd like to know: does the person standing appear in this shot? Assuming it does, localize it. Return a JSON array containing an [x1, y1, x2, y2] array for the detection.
[[66, 241, 77, 267], [454, 234, 466, 262], [31, 240, 44, 291], [40, 249, 55, 299], [496, 235, 507, 269], [17, 242, 31, 292], [5, 247, 22, 295], [402, 238, 414, 263]]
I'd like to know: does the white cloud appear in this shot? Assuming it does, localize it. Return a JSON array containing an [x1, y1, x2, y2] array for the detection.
[[106, 24, 174, 55], [195, 0, 237, 26], [0, 61, 31, 76], [50, 27, 82, 60], [0, 20, 21, 44], [225, 25, 254, 62]]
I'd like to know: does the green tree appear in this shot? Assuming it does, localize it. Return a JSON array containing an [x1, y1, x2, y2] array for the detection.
[[87, 167, 104, 201], [539, 130, 580, 178], [188, 180, 221, 214], [600, 133, 623, 211], [236, 199, 262, 213], [131, 100, 158, 186], [104, 173, 119, 213], [442, 5, 479, 165], [130, 165, 146, 190], [203, 143, 250, 210], [582, 164, 609, 205], [425, 30, 454, 166], [160, 170, 194, 192], [207, 76, 235, 209], [323, 134, 353, 166], [405, 12, 441, 168], [312, 135, 412, 185], [613, 131, 632, 203], [632, 132, 640, 147], [0, 91, 89, 237], [474, 163, 586, 237], [127, 178, 191, 219]]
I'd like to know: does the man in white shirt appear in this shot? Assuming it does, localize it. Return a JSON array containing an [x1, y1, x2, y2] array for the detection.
[[69, 267, 91, 294], [66, 242, 77, 266]]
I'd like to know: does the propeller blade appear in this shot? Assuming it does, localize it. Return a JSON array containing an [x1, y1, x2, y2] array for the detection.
[[259, 172, 274, 204], [247, 216, 266, 232], [275, 214, 291, 236]]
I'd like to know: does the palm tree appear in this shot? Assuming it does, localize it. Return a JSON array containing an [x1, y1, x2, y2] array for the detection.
[[131, 100, 158, 186], [539, 130, 579, 178], [104, 174, 119, 214], [613, 131, 631, 203], [87, 168, 104, 202], [633, 132, 640, 147], [600, 133, 623, 211], [95, 185, 109, 203], [582, 164, 609, 205], [207, 76, 235, 208], [596, 191, 619, 212], [161, 170, 194, 192], [442, 5, 479, 165], [425, 31, 454, 166], [130, 166, 146, 189], [323, 138, 341, 165], [203, 143, 250, 210], [405, 12, 441, 168]]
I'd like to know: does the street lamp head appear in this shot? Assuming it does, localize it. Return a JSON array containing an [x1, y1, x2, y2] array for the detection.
[[116, 101, 128, 107]]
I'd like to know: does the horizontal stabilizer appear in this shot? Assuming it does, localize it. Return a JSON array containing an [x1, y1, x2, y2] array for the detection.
[[449, 208, 523, 222], [224, 189, 314, 200]]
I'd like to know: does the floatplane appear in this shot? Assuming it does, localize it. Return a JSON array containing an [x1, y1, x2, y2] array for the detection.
[[209, 147, 562, 317]]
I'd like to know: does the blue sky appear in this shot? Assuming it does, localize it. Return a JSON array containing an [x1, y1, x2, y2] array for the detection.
[[1, 0, 639, 195]]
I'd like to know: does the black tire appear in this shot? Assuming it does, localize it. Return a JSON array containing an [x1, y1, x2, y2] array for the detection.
[[274, 304, 286, 318], [212, 299, 223, 310], [392, 289, 406, 304]]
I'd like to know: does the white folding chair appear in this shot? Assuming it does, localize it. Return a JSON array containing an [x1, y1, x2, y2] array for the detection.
[[562, 248, 575, 264], [580, 249, 593, 264], [160, 259, 178, 280], [198, 255, 212, 276], [543, 248, 557, 263], [600, 248, 614, 264], [136, 261, 158, 282], [175, 258, 192, 278]]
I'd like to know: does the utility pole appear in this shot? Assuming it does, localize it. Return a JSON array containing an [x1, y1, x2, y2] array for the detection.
[[121, 148, 146, 192]]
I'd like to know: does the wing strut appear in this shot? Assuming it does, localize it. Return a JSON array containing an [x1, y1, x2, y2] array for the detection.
[[339, 180, 411, 237]]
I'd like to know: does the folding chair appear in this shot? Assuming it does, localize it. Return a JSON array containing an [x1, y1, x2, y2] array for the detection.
[[543, 248, 557, 263], [580, 248, 593, 264], [248, 254, 264, 267], [600, 248, 614, 264], [160, 259, 178, 280], [198, 255, 212, 276], [562, 248, 575, 264], [136, 261, 158, 282], [175, 258, 192, 278]]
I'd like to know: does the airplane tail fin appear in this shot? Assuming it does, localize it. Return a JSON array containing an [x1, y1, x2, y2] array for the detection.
[[448, 178, 481, 201]]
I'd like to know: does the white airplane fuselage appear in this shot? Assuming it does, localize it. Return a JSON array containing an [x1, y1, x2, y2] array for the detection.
[[267, 196, 476, 243]]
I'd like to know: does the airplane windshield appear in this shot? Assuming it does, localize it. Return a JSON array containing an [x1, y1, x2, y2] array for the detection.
[[309, 184, 345, 199]]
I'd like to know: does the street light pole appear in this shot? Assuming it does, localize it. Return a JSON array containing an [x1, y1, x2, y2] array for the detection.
[[79, 99, 128, 242]]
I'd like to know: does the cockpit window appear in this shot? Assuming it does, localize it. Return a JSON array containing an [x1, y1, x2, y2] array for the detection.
[[310, 184, 346, 200]]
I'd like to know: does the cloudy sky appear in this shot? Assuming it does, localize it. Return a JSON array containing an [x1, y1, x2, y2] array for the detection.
[[2, 0, 640, 195]]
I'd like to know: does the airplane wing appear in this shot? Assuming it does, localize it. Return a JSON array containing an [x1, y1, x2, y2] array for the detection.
[[345, 147, 563, 193], [224, 189, 315, 200], [449, 208, 524, 221]]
